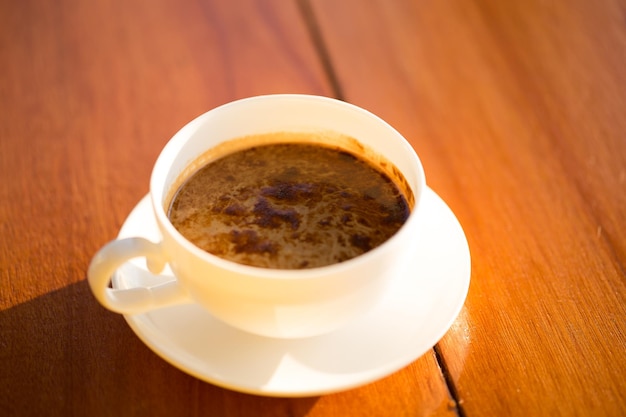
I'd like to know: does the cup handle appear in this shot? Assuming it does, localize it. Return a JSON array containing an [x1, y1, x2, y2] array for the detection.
[[88, 237, 190, 314]]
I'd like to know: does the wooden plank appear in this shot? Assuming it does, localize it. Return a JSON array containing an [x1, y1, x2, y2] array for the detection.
[[0, 0, 456, 416], [311, 0, 626, 416], [0, 0, 331, 304], [0, 0, 333, 303], [1, 0, 336, 415]]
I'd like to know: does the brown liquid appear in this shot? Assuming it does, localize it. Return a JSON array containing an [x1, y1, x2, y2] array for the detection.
[[168, 142, 411, 269]]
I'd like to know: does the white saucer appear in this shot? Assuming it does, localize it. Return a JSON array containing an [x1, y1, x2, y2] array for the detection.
[[112, 187, 471, 397]]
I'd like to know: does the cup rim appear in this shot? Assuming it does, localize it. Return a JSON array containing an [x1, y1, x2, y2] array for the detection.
[[150, 94, 426, 279]]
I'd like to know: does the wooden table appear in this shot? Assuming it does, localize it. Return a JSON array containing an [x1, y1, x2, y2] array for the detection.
[[2, 1, 625, 416]]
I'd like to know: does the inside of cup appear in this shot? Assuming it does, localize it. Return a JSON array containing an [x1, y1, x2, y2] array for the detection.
[[152, 95, 425, 214]]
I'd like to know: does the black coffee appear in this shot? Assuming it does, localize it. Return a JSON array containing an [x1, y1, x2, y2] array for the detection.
[[168, 140, 411, 269]]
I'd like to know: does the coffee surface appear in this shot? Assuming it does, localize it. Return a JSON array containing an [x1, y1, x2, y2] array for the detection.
[[168, 143, 410, 269]]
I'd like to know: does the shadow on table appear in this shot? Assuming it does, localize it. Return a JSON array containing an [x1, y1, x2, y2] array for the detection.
[[0, 280, 318, 417]]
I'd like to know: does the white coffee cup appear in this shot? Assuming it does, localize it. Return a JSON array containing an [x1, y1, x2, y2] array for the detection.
[[88, 94, 426, 338]]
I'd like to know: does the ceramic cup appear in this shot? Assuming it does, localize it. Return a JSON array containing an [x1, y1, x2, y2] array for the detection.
[[88, 94, 426, 338]]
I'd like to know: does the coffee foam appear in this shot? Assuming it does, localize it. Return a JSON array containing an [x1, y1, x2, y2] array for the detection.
[[165, 131, 415, 212]]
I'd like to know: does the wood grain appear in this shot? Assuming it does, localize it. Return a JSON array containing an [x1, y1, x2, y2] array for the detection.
[[0, 0, 331, 303], [0, 1, 457, 416], [3, 0, 624, 415], [311, 0, 626, 416]]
